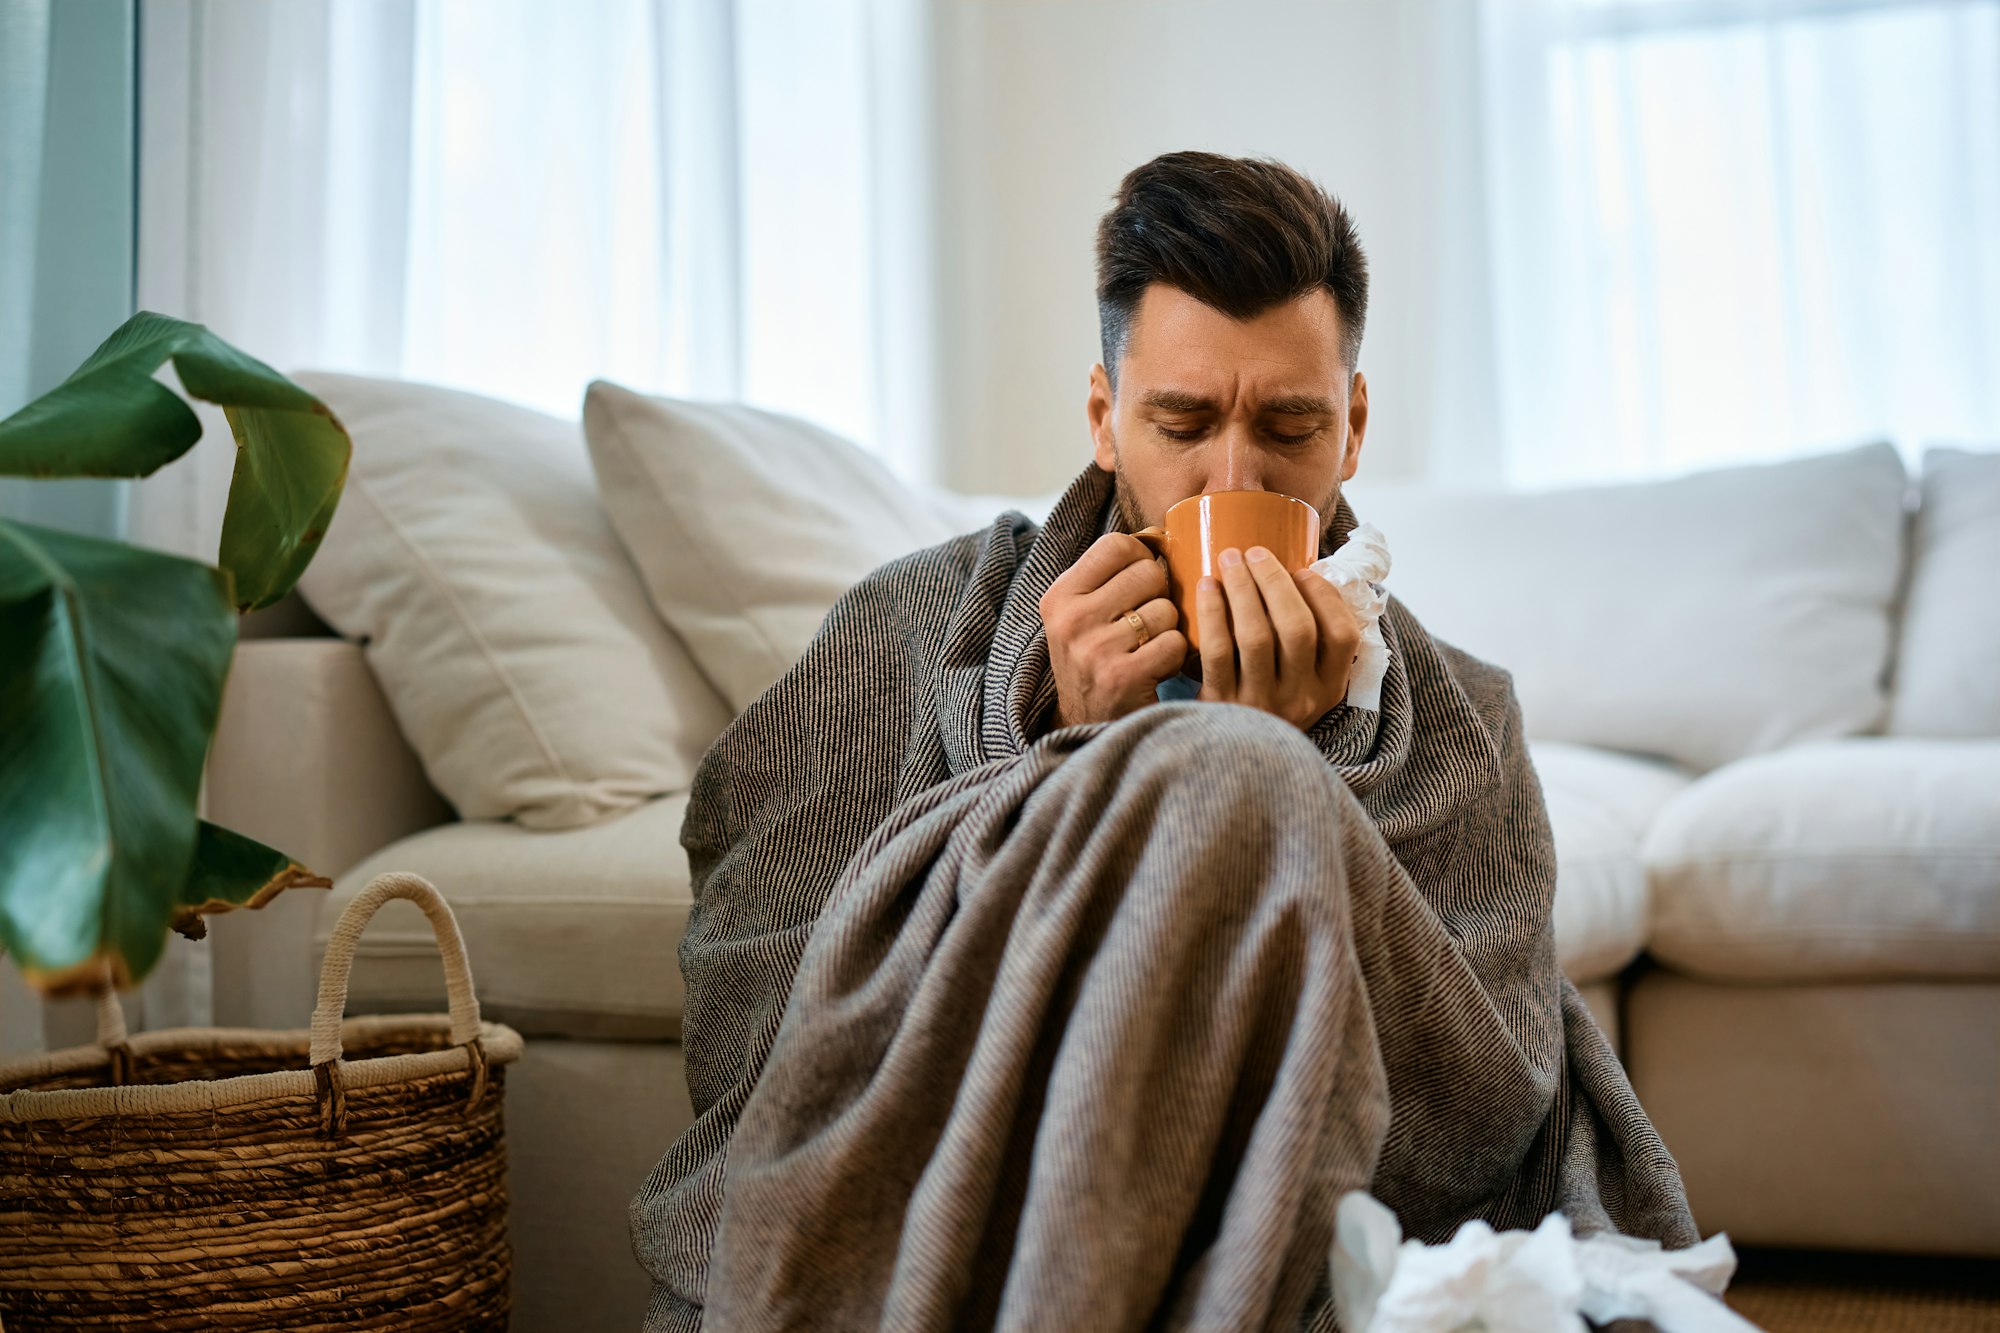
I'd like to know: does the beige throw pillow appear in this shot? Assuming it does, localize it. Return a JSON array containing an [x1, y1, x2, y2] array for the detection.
[[1349, 443, 1909, 771], [583, 381, 982, 711], [1890, 448, 2000, 737], [295, 374, 734, 829]]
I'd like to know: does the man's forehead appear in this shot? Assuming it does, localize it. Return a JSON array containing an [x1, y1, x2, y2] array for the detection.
[[1122, 284, 1347, 395]]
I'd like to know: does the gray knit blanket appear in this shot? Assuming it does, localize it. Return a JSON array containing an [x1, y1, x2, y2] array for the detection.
[[633, 467, 1696, 1331]]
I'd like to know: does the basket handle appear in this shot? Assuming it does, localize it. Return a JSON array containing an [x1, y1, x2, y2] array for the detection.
[[310, 872, 484, 1066], [92, 975, 137, 1085]]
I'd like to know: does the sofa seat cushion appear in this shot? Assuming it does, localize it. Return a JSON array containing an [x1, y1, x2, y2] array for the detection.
[[1644, 740, 2000, 981], [1532, 742, 1694, 982], [312, 736, 1680, 1040], [314, 741, 1678, 1037], [315, 795, 695, 1041]]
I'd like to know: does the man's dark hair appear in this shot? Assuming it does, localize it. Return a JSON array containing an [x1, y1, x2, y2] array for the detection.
[[1095, 151, 1369, 387]]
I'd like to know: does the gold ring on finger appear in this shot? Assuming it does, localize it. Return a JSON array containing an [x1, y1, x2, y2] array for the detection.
[[1124, 609, 1151, 648]]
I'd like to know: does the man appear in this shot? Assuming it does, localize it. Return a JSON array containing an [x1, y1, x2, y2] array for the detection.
[[633, 152, 1695, 1332]]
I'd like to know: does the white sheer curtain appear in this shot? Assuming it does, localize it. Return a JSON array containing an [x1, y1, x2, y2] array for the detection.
[[4, 0, 218, 1053], [133, 0, 937, 560], [1480, 0, 2000, 488]]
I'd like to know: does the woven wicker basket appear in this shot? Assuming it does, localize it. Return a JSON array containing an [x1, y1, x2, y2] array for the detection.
[[0, 872, 524, 1331]]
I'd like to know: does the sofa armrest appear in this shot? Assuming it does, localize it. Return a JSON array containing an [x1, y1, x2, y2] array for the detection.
[[202, 638, 454, 1028]]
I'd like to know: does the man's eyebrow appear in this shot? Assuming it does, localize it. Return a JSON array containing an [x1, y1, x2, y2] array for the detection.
[[1136, 390, 1336, 416], [1260, 394, 1336, 416], [1139, 389, 1214, 413]]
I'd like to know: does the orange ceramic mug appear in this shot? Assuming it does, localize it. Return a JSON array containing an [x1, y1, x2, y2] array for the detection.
[[1133, 490, 1321, 653]]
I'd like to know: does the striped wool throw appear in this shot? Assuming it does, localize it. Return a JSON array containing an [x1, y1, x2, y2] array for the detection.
[[633, 466, 1696, 1331]]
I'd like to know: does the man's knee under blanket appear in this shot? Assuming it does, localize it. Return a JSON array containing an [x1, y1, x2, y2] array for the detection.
[[1044, 703, 1374, 837], [1011, 702, 1389, 931]]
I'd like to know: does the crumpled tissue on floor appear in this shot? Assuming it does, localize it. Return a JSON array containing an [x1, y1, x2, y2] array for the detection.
[[1331, 1191, 1761, 1332]]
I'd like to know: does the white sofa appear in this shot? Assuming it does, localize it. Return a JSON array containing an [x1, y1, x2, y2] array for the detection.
[[197, 376, 2000, 1332]]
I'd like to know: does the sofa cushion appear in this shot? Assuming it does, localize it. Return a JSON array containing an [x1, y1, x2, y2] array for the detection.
[[582, 381, 1059, 712], [1890, 448, 2000, 738], [316, 788, 696, 1042], [295, 374, 733, 830], [1352, 444, 1908, 771], [1644, 739, 2000, 981], [1532, 741, 1694, 982], [316, 743, 1670, 1041], [584, 380, 982, 711]]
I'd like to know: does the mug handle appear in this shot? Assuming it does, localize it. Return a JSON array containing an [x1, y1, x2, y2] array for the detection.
[[1132, 527, 1167, 558]]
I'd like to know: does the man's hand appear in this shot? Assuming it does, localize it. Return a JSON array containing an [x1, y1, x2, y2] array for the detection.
[[1196, 546, 1360, 731], [1041, 533, 1189, 727]]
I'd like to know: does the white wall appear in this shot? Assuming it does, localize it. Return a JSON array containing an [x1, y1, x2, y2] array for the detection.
[[931, 0, 1502, 497]]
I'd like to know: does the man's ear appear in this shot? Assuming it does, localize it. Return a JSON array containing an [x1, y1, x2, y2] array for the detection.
[[1342, 370, 1369, 482], [1088, 364, 1118, 474]]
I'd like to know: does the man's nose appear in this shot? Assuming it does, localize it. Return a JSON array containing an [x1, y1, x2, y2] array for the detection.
[[1203, 424, 1266, 494]]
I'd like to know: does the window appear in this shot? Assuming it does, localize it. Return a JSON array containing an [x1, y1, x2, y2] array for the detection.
[[1482, 0, 2000, 486]]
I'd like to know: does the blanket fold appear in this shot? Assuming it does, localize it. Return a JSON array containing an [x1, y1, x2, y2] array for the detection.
[[634, 467, 1695, 1333]]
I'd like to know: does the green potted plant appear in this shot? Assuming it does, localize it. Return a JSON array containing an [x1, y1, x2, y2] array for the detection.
[[0, 312, 352, 997]]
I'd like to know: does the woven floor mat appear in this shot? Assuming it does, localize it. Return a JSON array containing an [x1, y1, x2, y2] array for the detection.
[[1723, 1247, 2000, 1333]]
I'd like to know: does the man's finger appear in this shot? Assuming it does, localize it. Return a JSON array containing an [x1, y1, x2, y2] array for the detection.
[[1079, 547, 1169, 622], [1296, 570, 1361, 681], [1195, 575, 1236, 700], [1098, 595, 1179, 656], [1245, 546, 1317, 679], [1218, 549, 1275, 694], [1048, 532, 1157, 600], [1130, 596, 1180, 649], [1132, 627, 1189, 682]]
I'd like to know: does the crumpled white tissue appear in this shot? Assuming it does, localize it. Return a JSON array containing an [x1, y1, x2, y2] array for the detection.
[[1308, 522, 1392, 711], [1331, 1191, 1760, 1333]]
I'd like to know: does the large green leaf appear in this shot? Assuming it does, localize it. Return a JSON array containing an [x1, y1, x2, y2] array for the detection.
[[169, 820, 331, 942], [0, 311, 352, 610], [0, 519, 236, 993], [216, 398, 352, 611]]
